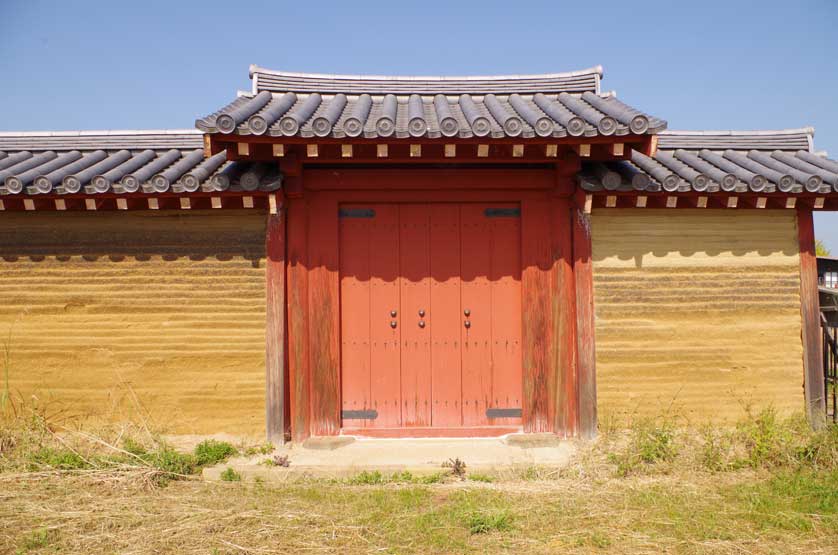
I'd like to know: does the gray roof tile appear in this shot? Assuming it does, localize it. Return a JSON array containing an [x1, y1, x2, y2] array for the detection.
[[580, 130, 838, 195]]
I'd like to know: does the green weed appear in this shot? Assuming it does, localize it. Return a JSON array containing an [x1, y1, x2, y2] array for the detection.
[[220, 467, 241, 482], [194, 440, 237, 466]]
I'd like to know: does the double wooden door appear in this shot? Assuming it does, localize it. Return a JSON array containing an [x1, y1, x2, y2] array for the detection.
[[339, 203, 522, 432]]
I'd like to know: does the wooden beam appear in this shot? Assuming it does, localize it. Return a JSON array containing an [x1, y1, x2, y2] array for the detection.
[[477, 144, 489, 157], [756, 197, 767, 209], [649, 135, 659, 157], [85, 198, 97, 211], [583, 194, 593, 214], [243, 195, 254, 209], [237, 142, 250, 156], [410, 144, 422, 157], [612, 143, 624, 156], [727, 197, 738, 208], [341, 144, 353, 158], [578, 144, 591, 157], [697, 196, 708, 208], [54, 199, 66, 211], [306, 144, 319, 158], [815, 197, 825, 209], [545, 144, 558, 157], [512, 144, 524, 157], [147, 198, 159, 210], [23, 199, 35, 211], [666, 196, 678, 208], [179, 197, 191, 210], [444, 144, 456, 158], [786, 197, 797, 209], [377, 144, 388, 158], [636, 195, 647, 208], [265, 203, 287, 445], [116, 198, 128, 210], [573, 201, 597, 438], [605, 195, 617, 208], [268, 193, 278, 215], [203, 134, 212, 158], [0, 200, 4, 211], [272, 144, 285, 157], [211, 196, 222, 209], [797, 208, 826, 428]]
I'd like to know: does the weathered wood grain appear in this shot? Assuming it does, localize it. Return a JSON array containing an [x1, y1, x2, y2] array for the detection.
[[521, 199, 555, 432], [286, 198, 311, 441], [573, 198, 597, 438], [265, 205, 287, 444], [797, 208, 826, 427]]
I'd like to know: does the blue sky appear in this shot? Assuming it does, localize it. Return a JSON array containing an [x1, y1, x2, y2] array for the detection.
[[1, 0, 836, 250]]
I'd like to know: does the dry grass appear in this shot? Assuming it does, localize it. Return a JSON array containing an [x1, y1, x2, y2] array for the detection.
[[2, 401, 837, 554]]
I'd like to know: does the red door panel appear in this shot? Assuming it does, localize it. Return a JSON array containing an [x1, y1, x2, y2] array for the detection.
[[460, 204, 493, 426], [368, 205, 401, 427], [339, 206, 373, 426], [429, 204, 462, 427], [341, 202, 522, 433], [399, 205, 432, 427], [488, 205, 523, 425]]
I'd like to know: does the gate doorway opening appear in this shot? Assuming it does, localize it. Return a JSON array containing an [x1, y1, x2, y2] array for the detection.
[[339, 203, 523, 436]]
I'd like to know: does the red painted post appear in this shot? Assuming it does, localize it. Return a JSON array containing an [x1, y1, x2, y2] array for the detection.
[[797, 208, 826, 428], [573, 191, 597, 438], [265, 199, 286, 444]]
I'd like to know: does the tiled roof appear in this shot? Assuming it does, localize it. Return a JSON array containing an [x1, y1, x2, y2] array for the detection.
[[196, 67, 666, 140], [578, 129, 838, 195], [0, 131, 280, 196]]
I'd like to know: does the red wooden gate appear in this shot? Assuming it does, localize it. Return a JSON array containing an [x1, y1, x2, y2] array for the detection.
[[339, 203, 522, 435]]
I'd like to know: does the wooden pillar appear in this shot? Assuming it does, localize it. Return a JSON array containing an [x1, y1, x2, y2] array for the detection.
[[265, 201, 287, 444], [521, 198, 556, 432], [797, 208, 826, 428], [551, 196, 577, 437], [307, 193, 341, 436], [573, 191, 597, 438], [287, 197, 311, 441]]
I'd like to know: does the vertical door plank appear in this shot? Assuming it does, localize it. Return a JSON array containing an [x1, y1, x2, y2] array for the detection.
[[399, 204, 432, 427], [286, 198, 311, 441], [488, 204, 524, 426], [339, 205, 372, 427], [460, 204, 493, 426], [308, 194, 341, 435], [369, 205, 402, 427], [429, 204, 462, 427]]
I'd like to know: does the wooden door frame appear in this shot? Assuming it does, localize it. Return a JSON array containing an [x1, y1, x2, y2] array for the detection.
[[278, 164, 596, 441]]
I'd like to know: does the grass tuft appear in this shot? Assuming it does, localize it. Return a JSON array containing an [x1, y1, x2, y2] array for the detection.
[[193, 440, 237, 467], [220, 467, 241, 482]]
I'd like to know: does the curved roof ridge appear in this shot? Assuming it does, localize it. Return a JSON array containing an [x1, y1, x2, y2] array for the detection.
[[660, 127, 815, 137], [0, 129, 201, 137], [249, 64, 604, 81]]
